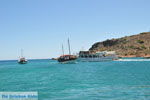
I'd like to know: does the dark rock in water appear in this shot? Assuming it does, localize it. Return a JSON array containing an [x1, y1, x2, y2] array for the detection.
[[51, 58, 58, 60]]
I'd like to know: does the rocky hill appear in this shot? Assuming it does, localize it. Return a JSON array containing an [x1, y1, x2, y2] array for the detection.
[[89, 32, 150, 57]]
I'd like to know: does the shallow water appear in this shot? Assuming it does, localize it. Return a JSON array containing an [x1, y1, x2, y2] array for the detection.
[[0, 59, 150, 100]]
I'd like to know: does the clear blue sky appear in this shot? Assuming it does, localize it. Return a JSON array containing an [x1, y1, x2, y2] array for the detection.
[[0, 0, 150, 60]]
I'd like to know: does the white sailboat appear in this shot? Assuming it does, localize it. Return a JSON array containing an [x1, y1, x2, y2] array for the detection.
[[18, 49, 27, 64]]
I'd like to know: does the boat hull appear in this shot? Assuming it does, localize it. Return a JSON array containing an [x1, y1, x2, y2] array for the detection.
[[18, 60, 27, 64], [59, 60, 77, 64], [58, 55, 77, 63]]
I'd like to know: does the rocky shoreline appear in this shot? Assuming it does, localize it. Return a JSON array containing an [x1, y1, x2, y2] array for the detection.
[[89, 32, 150, 57]]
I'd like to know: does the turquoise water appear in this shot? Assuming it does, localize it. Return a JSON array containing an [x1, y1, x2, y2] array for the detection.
[[0, 59, 150, 100]]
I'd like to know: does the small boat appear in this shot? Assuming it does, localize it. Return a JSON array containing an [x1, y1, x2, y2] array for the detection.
[[18, 57, 27, 64], [18, 49, 27, 64], [58, 38, 77, 63]]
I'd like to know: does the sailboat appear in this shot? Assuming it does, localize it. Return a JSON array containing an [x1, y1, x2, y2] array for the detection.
[[58, 38, 77, 63], [18, 49, 27, 64]]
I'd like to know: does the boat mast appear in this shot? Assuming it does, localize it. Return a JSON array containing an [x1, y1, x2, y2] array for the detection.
[[68, 38, 71, 55], [62, 44, 64, 56], [21, 49, 23, 58]]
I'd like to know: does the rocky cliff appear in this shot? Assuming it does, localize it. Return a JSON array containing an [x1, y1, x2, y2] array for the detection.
[[89, 32, 150, 57]]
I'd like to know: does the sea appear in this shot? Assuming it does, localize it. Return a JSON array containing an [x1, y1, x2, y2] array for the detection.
[[0, 58, 150, 100]]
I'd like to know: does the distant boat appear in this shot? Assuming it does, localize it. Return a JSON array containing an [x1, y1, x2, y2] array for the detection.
[[58, 38, 77, 63], [18, 49, 27, 64], [79, 51, 118, 62]]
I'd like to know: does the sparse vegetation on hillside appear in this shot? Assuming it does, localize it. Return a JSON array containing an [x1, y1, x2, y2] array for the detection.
[[89, 32, 150, 57]]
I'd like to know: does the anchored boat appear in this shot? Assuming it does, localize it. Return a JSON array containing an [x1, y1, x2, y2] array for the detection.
[[79, 51, 118, 62], [58, 55, 77, 63], [58, 38, 77, 63], [18, 49, 27, 64], [18, 57, 27, 64]]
